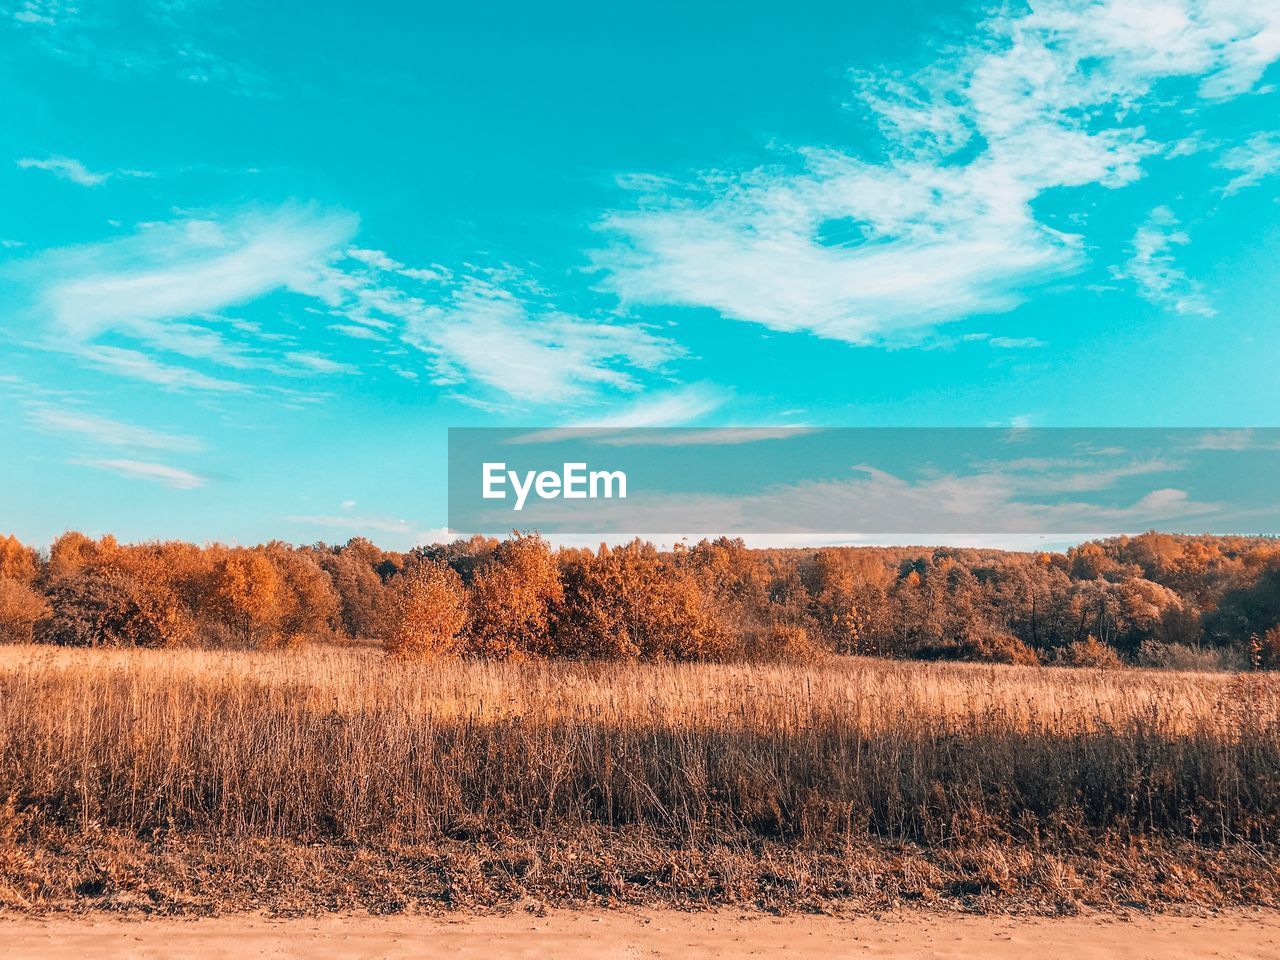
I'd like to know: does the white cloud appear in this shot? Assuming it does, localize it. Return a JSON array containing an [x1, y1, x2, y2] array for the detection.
[[328, 323, 386, 341], [987, 336, 1046, 349], [71, 344, 246, 391], [7, 207, 683, 407], [561, 383, 726, 429], [287, 513, 411, 534], [28, 405, 203, 451], [1220, 131, 1280, 194], [17, 156, 111, 187], [596, 0, 1280, 343], [75, 458, 207, 489], [382, 271, 683, 404], [9, 0, 269, 96], [282, 351, 358, 375], [507, 384, 728, 443], [346, 247, 403, 271], [16, 156, 151, 187], [31, 207, 358, 344], [1122, 206, 1216, 316]]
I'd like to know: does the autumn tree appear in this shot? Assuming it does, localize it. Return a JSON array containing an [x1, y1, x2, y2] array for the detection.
[[39, 565, 191, 648], [466, 533, 563, 659], [558, 540, 723, 660], [0, 534, 40, 583], [263, 543, 340, 645], [47, 530, 111, 581], [318, 546, 392, 639], [211, 549, 283, 647], [801, 548, 892, 655], [0, 577, 49, 644], [382, 562, 467, 659]]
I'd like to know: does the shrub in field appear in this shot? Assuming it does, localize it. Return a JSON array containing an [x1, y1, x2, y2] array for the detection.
[[1262, 625, 1280, 670], [263, 543, 341, 645], [319, 547, 392, 639], [382, 562, 468, 658], [740, 621, 823, 662], [37, 569, 192, 648], [0, 534, 40, 583], [1057, 634, 1125, 668], [0, 578, 49, 644], [211, 549, 283, 647], [1136, 638, 1241, 672], [466, 533, 563, 659], [558, 539, 724, 660]]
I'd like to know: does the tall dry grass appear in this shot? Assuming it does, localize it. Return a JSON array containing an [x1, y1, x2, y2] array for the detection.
[[1, 644, 1277, 851]]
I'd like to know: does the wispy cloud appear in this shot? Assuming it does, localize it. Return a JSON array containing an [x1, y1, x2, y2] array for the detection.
[[17, 156, 109, 187], [74, 458, 207, 489], [317, 254, 683, 404], [1220, 131, 1280, 195], [287, 512, 411, 534], [507, 384, 728, 443], [27, 405, 203, 452], [28, 207, 358, 343], [6, 206, 357, 392], [400, 275, 679, 403], [987, 336, 1046, 349], [562, 383, 726, 429], [282, 351, 358, 375], [595, 0, 1278, 343], [8, 0, 270, 96], [16, 155, 151, 187], [5, 206, 682, 407], [1122, 206, 1216, 317]]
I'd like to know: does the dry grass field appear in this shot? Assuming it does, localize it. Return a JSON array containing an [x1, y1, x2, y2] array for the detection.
[[0, 643, 1277, 915]]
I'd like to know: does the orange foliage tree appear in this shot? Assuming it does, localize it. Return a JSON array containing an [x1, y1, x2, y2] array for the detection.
[[0, 578, 49, 644], [466, 533, 563, 659], [212, 549, 283, 647], [382, 562, 468, 658], [558, 540, 723, 660]]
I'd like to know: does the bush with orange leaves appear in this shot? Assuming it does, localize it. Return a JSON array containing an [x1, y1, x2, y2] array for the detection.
[[0, 578, 49, 644], [466, 533, 563, 659], [37, 537, 194, 648], [211, 549, 283, 648], [558, 539, 725, 660], [0, 534, 40, 584], [262, 542, 341, 646], [0, 526, 48, 645], [382, 561, 468, 659]]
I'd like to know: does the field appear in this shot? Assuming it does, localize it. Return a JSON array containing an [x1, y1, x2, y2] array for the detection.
[[0, 643, 1278, 915]]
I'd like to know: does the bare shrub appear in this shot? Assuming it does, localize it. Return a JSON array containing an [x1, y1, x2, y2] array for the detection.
[[1136, 639, 1243, 672]]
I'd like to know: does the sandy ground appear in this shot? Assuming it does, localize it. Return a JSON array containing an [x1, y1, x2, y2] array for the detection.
[[2, 909, 1279, 960]]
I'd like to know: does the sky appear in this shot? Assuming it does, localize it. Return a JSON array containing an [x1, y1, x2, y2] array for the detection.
[[2, 0, 1279, 550]]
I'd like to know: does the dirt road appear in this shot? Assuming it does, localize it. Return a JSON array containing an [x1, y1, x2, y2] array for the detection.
[[2, 908, 1277, 959]]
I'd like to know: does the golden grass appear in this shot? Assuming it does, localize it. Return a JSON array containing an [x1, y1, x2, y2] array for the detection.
[[0, 642, 1265, 734], [0, 644, 1277, 914]]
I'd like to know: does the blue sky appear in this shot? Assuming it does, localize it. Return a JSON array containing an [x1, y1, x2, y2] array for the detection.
[[2, 0, 1279, 549]]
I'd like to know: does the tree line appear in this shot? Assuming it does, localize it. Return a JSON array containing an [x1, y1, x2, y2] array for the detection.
[[1, 530, 1278, 668]]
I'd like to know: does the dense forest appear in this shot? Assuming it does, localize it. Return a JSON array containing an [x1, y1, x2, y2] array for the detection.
[[1, 530, 1279, 669]]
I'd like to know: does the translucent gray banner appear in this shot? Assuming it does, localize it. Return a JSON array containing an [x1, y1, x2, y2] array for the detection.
[[447, 427, 1280, 536]]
